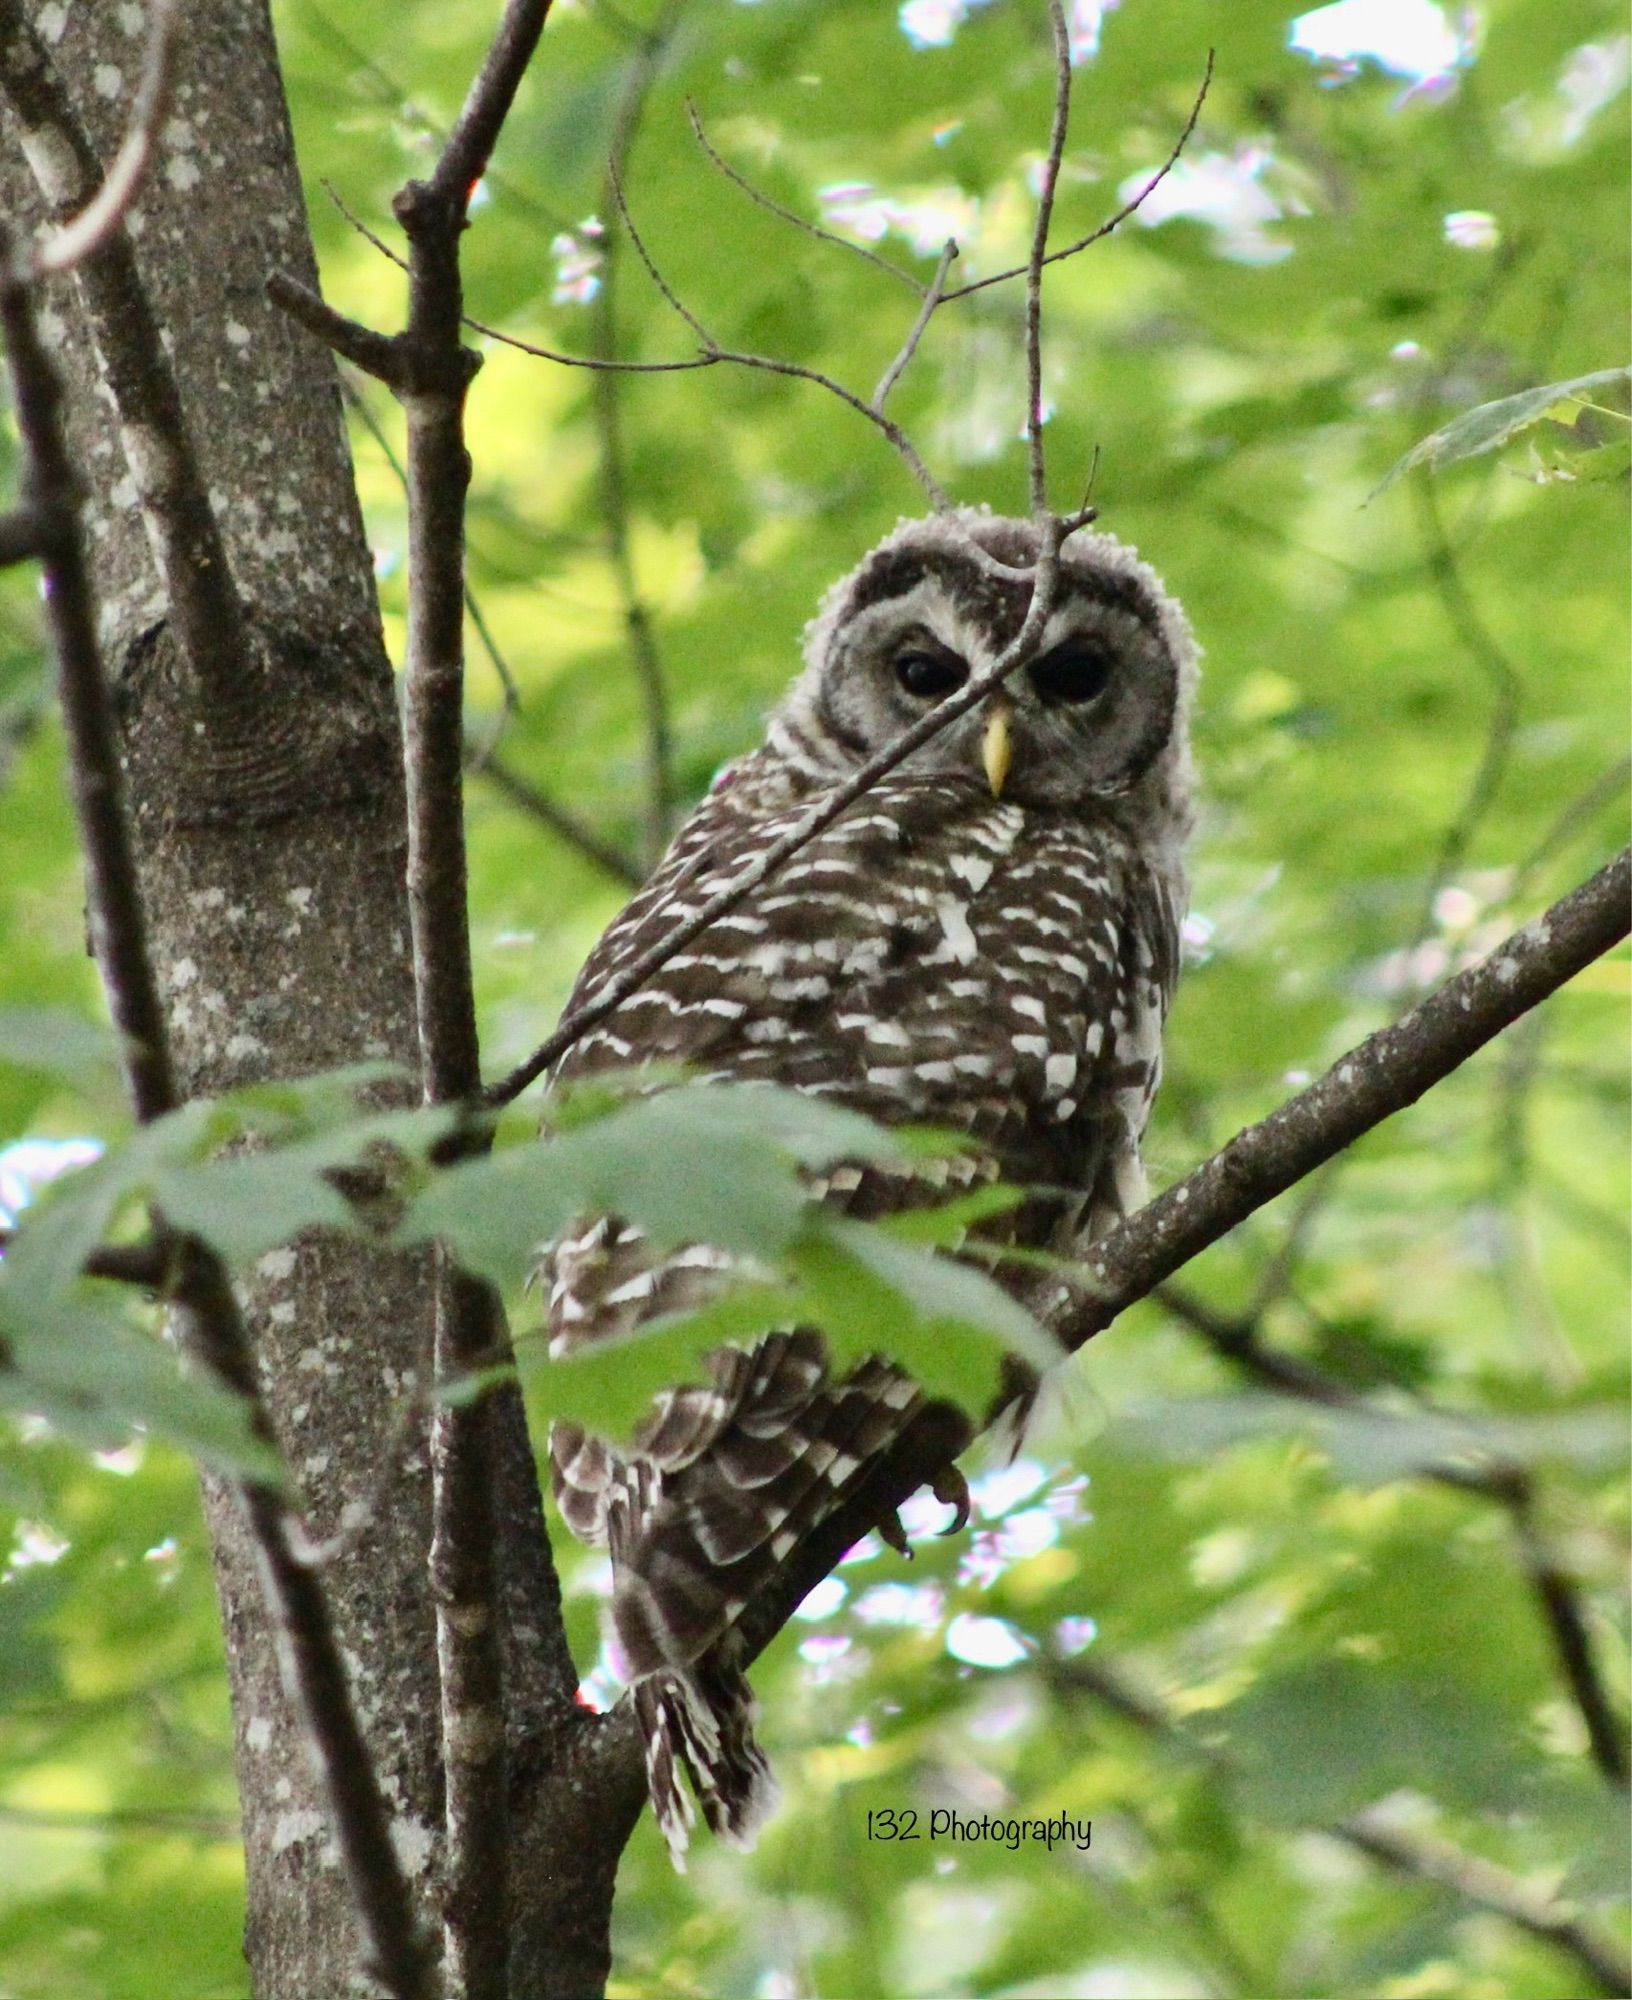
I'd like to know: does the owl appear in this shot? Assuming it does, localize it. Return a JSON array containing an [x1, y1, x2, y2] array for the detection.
[[544, 507, 1196, 1865]]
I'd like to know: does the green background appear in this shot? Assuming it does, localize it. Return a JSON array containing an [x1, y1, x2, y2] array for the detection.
[[0, 0, 1626, 1993]]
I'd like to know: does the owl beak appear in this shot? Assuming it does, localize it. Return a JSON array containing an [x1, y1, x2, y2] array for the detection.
[[982, 700, 1014, 798]]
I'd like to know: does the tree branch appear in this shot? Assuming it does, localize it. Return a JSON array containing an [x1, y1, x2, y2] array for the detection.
[[1026, 0, 1072, 512], [469, 751, 644, 888], [1066, 847, 1630, 1346], [0, 216, 434, 2000], [1054, 1652, 1632, 1999], [388, 9, 564, 1992], [594, 9, 685, 872], [1336, 1805, 1632, 1997], [33, 0, 179, 277], [941, 51, 1215, 304], [736, 851, 1630, 1670]]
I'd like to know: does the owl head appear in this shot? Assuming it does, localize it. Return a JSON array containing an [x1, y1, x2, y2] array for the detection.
[[775, 508, 1197, 848]]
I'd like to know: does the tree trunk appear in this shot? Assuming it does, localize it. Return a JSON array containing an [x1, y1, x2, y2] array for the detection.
[[0, 6, 662, 1989], [0, 7, 448, 1990]]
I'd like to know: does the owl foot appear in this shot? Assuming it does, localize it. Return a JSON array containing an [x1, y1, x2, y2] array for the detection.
[[932, 1463, 971, 1534], [877, 1509, 913, 1558]]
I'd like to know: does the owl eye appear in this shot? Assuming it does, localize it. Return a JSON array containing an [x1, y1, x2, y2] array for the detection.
[[1031, 642, 1113, 706], [894, 647, 969, 700]]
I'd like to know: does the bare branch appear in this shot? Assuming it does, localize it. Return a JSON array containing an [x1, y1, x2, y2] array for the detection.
[[1027, 0, 1072, 512], [943, 51, 1215, 305], [469, 751, 644, 887], [0, 2, 248, 690], [872, 236, 957, 412], [687, 99, 927, 297], [1336, 1806, 1632, 1997], [1508, 1483, 1631, 1788], [736, 851, 1631, 1668], [606, 155, 950, 507], [322, 174, 409, 274], [596, 12, 685, 871], [0, 225, 433, 2000], [266, 269, 405, 384], [606, 152, 715, 347], [484, 527, 1069, 1106], [1066, 847, 1631, 1348], [0, 228, 174, 1122], [387, 10, 582, 1990], [34, 0, 179, 276], [431, 0, 556, 211], [463, 315, 722, 372]]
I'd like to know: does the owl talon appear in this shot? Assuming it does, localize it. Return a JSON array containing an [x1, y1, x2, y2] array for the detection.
[[877, 1509, 912, 1558], [931, 1464, 971, 1535]]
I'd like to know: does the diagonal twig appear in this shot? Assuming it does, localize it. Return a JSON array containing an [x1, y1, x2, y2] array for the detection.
[[34, 0, 179, 276], [482, 527, 1069, 1106], [687, 98, 927, 297], [594, 7, 686, 871], [0, 0, 249, 692]]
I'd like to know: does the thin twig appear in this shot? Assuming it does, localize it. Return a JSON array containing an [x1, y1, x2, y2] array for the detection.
[[606, 156, 950, 507], [1026, 0, 1072, 512], [686, 99, 927, 297], [872, 237, 957, 413], [942, 51, 1215, 304], [595, 10, 685, 871], [483, 528, 1068, 1106], [469, 752, 644, 888], [1507, 1482, 1631, 1788], [0, 222, 434, 2000], [465, 316, 722, 372]]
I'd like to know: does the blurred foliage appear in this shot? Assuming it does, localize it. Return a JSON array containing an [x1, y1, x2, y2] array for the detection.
[[1, 0, 1628, 1994]]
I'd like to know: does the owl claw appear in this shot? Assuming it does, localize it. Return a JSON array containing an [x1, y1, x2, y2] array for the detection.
[[931, 1464, 971, 1534], [877, 1509, 912, 1558]]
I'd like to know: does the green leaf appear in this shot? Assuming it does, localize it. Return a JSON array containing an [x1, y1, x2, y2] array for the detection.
[[0, 1006, 119, 1084], [1371, 366, 1632, 495], [406, 1081, 910, 1287], [1111, 1395, 1628, 1485], [0, 1278, 280, 1480]]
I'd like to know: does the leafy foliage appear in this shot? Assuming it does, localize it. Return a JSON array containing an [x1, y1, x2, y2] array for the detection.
[[1, 0, 1627, 1994]]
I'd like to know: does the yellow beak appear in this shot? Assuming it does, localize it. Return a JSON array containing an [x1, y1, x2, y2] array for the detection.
[[982, 701, 1014, 798]]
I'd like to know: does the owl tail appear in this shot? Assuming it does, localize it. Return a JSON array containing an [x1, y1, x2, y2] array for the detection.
[[635, 1649, 778, 1871]]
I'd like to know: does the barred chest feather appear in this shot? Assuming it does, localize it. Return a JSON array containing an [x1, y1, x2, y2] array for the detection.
[[553, 754, 1179, 1259]]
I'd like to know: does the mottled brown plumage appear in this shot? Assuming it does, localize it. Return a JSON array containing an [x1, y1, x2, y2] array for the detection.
[[543, 508, 1197, 1864]]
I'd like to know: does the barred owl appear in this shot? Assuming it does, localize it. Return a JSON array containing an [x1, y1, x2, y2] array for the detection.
[[545, 508, 1196, 1864]]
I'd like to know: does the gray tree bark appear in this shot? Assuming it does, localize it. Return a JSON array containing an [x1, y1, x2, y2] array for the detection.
[[0, 4, 649, 1990], [0, 5, 444, 1991]]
